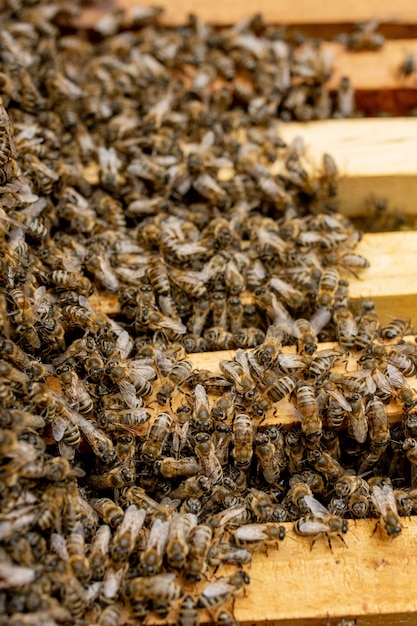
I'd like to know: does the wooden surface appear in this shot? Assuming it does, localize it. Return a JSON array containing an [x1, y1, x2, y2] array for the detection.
[[90, 229, 417, 326], [279, 118, 417, 217], [75, 0, 417, 27], [148, 518, 417, 626], [228, 518, 417, 626], [185, 340, 414, 429]]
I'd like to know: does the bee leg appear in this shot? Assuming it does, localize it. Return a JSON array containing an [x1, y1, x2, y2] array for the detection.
[[325, 534, 334, 552], [372, 520, 380, 536], [337, 533, 348, 547]]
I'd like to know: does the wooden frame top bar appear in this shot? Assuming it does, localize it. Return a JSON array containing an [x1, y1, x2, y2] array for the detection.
[[77, 1, 417, 27]]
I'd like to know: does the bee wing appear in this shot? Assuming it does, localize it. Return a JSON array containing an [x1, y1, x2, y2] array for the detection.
[[194, 383, 209, 411], [381, 484, 399, 512], [157, 315, 187, 334], [102, 565, 128, 600], [32, 286, 47, 315], [386, 363, 407, 389], [247, 351, 265, 379], [326, 388, 352, 412], [235, 348, 251, 376], [84, 581, 102, 604], [297, 518, 330, 534], [96, 257, 120, 292], [119, 504, 146, 537], [128, 362, 157, 381], [50, 533, 70, 562], [220, 359, 242, 385], [372, 368, 394, 396], [269, 277, 302, 300], [0, 564, 36, 590], [371, 485, 388, 516], [234, 524, 268, 542], [154, 349, 175, 378], [310, 308, 332, 334], [277, 353, 307, 369], [200, 579, 236, 599], [91, 524, 111, 554], [114, 328, 133, 360], [176, 242, 208, 257], [303, 495, 330, 518], [117, 380, 140, 409], [51, 416, 66, 442]]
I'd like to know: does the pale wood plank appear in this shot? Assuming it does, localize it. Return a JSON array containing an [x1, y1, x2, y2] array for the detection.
[[74, 0, 417, 28], [279, 118, 417, 217], [151, 518, 417, 625], [90, 230, 417, 326]]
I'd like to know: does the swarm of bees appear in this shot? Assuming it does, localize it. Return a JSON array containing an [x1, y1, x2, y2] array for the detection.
[[0, 2, 415, 626]]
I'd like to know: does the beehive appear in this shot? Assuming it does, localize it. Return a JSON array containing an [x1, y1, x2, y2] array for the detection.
[[3, 1, 417, 625], [80, 2, 417, 625]]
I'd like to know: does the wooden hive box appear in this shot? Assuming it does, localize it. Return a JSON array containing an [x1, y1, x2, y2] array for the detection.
[[73, 1, 417, 624]]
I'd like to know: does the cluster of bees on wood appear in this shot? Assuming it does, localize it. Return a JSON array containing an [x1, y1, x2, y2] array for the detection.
[[0, 2, 416, 626]]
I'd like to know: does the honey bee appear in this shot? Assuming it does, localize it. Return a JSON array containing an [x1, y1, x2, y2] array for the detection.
[[296, 381, 322, 441], [342, 20, 385, 51], [294, 494, 348, 549], [195, 433, 223, 485], [55, 364, 94, 416], [317, 268, 339, 308], [96, 604, 123, 626], [254, 430, 284, 486], [231, 413, 255, 471], [333, 306, 358, 351], [206, 418, 229, 466], [170, 475, 212, 501], [139, 518, 170, 576], [358, 397, 390, 474], [90, 499, 124, 529], [156, 457, 201, 478], [141, 412, 172, 462], [220, 349, 256, 402], [66, 522, 90, 584], [381, 318, 413, 341], [402, 438, 417, 488], [126, 572, 183, 619], [208, 542, 252, 569], [0, 338, 32, 369], [177, 594, 200, 626], [334, 75, 355, 118], [193, 383, 212, 433], [88, 463, 135, 490], [184, 524, 213, 581], [291, 309, 331, 356], [211, 393, 235, 424], [215, 609, 240, 626], [0, 101, 17, 184], [197, 570, 250, 609], [166, 512, 198, 570], [84, 253, 119, 295], [204, 326, 235, 350], [105, 358, 154, 409], [99, 408, 151, 435], [307, 449, 345, 482], [346, 394, 368, 444], [252, 327, 284, 369], [111, 505, 146, 564], [89, 524, 111, 580], [156, 358, 193, 406], [50, 270, 93, 297], [233, 522, 285, 551], [355, 304, 380, 351], [371, 484, 402, 538]]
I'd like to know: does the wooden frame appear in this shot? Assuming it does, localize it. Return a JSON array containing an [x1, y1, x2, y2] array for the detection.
[[74, 3, 417, 624]]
